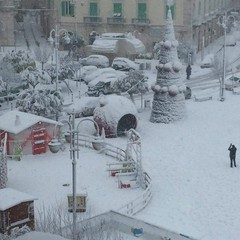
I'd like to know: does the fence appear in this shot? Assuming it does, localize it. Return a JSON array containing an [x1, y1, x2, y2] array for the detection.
[[77, 132, 152, 216]]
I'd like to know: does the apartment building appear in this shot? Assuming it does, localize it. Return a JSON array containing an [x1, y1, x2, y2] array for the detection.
[[0, 0, 19, 48], [52, 0, 237, 55]]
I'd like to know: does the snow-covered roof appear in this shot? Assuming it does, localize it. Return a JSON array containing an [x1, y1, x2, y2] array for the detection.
[[0, 110, 62, 134], [16, 231, 69, 240], [0, 188, 37, 211], [91, 33, 145, 54]]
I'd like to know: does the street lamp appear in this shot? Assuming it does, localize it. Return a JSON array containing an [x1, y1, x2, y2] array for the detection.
[[49, 112, 103, 240], [48, 25, 71, 92], [218, 12, 235, 101]]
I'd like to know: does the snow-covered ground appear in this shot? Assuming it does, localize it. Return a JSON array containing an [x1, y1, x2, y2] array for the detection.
[[3, 13, 240, 240]]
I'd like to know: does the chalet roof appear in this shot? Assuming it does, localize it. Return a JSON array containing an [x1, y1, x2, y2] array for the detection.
[[0, 188, 37, 211], [0, 110, 62, 134]]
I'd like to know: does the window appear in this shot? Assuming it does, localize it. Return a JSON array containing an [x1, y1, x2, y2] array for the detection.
[[61, 1, 75, 17], [90, 2, 98, 16], [113, 3, 122, 17], [198, 2, 201, 15], [166, 4, 175, 19], [48, 0, 54, 9], [138, 3, 147, 19]]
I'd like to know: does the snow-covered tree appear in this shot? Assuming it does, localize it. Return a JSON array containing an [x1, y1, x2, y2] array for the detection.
[[16, 89, 63, 118], [21, 66, 51, 89], [45, 60, 75, 83], [150, 5, 186, 123], [2, 50, 36, 73], [34, 44, 52, 70], [112, 70, 148, 103]]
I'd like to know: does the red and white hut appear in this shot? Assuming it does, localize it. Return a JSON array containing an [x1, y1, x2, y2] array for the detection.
[[0, 110, 62, 155]]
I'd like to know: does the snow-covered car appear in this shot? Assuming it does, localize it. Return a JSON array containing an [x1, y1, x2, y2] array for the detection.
[[77, 66, 98, 82], [200, 54, 214, 69], [64, 96, 99, 118], [225, 73, 240, 90], [112, 57, 139, 71], [226, 36, 237, 47], [81, 55, 109, 68], [83, 67, 120, 84], [87, 72, 125, 97]]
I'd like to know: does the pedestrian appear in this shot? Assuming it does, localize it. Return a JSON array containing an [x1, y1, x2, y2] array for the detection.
[[186, 64, 192, 80], [228, 143, 237, 167]]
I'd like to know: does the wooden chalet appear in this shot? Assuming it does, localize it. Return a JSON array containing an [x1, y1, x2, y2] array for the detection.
[[0, 188, 37, 235], [0, 110, 62, 156]]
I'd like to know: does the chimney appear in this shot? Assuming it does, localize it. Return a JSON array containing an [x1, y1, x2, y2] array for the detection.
[[15, 115, 20, 126]]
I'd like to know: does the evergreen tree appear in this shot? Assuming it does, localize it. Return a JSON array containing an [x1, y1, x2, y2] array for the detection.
[[112, 70, 148, 103], [16, 89, 63, 118], [150, 5, 186, 123]]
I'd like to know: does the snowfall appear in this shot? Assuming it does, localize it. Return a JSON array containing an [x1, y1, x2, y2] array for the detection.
[[2, 14, 240, 240]]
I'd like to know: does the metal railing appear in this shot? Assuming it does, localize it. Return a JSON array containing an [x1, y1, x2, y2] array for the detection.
[[107, 17, 126, 24], [83, 16, 102, 24], [132, 18, 150, 25], [76, 132, 152, 216]]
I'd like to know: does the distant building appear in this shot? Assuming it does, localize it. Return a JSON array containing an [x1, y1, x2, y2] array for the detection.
[[50, 0, 237, 56], [0, 0, 18, 48], [0, 188, 37, 235]]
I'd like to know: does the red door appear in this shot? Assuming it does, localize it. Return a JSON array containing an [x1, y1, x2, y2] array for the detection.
[[32, 128, 47, 155]]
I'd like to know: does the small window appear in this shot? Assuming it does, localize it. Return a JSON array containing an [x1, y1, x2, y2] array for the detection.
[[61, 0, 75, 17], [166, 4, 175, 19], [113, 3, 122, 17], [90, 2, 98, 16], [138, 3, 147, 19]]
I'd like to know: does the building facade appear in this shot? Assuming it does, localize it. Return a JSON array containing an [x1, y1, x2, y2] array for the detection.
[[0, 0, 19, 48], [51, 0, 237, 56]]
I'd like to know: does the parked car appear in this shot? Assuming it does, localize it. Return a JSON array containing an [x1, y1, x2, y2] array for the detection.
[[81, 55, 109, 68], [200, 54, 214, 69], [84, 67, 123, 84], [65, 96, 99, 118], [77, 66, 98, 82], [112, 57, 139, 71], [87, 76, 119, 97], [225, 73, 240, 90], [226, 36, 237, 47]]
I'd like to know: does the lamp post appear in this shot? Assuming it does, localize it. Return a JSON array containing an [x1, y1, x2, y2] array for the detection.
[[218, 12, 235, 101], [49, 112, 102, 240], [48, 25, 70, 92]]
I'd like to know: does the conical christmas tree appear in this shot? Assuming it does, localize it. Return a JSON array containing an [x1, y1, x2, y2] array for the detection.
[[150, 6, 186, 123]]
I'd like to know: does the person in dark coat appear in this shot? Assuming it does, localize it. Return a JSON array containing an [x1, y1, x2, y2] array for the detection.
[[186, 64, 192, 80], [228, 144, 237, 167]]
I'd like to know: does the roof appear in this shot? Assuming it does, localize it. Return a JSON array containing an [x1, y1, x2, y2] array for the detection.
[[0, 188, 37, 211], [0, 110, 62, 134], [91, 33, 145, 54]]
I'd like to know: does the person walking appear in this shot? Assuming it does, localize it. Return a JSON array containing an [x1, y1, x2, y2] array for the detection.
[[186, 64, 192, 80], [228, 143, 237, 167]]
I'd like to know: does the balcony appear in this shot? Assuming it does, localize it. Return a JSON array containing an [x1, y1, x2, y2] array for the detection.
[[132, 18, 150, 25], [107, 17, 126, 25], [83, 16, 102, 24]]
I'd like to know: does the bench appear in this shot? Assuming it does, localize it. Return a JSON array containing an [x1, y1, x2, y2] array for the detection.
[[194, 95, 213, 102], [232, 87, 240, 95], [107, 162, 136, 176]]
